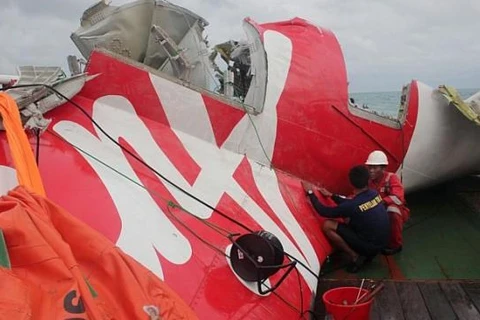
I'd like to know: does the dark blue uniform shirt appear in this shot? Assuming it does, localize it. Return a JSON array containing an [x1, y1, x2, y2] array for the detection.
[[308, 189, 390, 247]]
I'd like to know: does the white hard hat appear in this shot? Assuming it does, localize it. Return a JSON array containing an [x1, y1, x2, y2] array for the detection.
[[365, 150, 388, 165]]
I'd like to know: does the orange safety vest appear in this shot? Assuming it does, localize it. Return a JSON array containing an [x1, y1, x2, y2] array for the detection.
[[369, 172, 410, 221]]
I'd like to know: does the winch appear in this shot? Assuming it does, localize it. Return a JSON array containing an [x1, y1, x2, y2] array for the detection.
[[229, 231, 296, 295]]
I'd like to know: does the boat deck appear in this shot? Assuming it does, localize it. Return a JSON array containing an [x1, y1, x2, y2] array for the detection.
[[313, 177, 480, 319], [314, 278, 480, 319], [320, 178, 480, 280]]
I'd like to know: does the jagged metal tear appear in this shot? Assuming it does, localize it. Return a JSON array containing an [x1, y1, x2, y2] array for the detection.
[[1, 67, 96, 132]]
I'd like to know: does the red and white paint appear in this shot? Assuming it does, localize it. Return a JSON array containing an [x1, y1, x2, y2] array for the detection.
[[2, 16, 479, 319], [401, 82, 480, 191]]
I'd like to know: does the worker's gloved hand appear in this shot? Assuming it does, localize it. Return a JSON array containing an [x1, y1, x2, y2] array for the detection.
[[301, 181, 314, 194], [318, 187, 332, 197]]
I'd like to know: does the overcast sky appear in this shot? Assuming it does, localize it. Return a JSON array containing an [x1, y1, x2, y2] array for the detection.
[[0, 0, 478, 92]]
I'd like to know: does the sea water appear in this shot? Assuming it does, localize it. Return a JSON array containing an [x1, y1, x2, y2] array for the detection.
[[350, 88, 479, 117]]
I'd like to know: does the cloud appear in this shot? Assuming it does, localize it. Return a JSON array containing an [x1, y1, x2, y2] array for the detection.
[[0, 0, 478, 92]]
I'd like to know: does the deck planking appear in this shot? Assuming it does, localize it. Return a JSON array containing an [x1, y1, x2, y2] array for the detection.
[[314, 279, 480, 320]]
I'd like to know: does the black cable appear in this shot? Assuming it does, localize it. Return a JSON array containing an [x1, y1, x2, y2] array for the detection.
[[5, 83, 324, 306], [47, 115, 323, 285], [18, 84, 322, 277], [284, 252, 320, 281], [331, 104, 400, 163], [270, 290, 303, 316], [35, 128, 40, 165], [48, 127, 310, 316], [166, 205, 229, 258], [295, 267, 306, 320], [2, 84, 254, 233]]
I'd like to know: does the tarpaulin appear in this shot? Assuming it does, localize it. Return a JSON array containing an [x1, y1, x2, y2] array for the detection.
[[0, 187, 198, 319], [0, 92, 197, 319], [0, 92, 45, 196]]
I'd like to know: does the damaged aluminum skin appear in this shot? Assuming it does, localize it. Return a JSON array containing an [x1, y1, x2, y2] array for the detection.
[[71, 0, 266, 112], [1, 67, 93, 132]]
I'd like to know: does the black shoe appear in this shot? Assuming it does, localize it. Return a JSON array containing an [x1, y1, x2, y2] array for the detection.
[[346, 255, 367, 273], [326, 251, 349, 264], [381, 246, 402, 256]]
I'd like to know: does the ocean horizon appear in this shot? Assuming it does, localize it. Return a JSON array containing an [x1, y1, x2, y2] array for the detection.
[[349, 88, 479, 117], [350, 88, 480, 94]]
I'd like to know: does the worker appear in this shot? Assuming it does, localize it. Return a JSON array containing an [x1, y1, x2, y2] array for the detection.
[[365, 150, 410, 255], [302, 165, 390, 273]]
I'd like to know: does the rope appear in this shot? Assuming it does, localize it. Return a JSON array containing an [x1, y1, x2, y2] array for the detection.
[[46, 129, 311, 316], [35, 128, 40, 165], [4, 83, 320, 317], [4, 83, 255, 233], [238, 99, 328, 277], [46, 129, 233, 240]]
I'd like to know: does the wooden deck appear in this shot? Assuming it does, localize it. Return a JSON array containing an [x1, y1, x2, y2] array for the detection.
[[310, 178, 480, 319], [313, 279, 480, 319]]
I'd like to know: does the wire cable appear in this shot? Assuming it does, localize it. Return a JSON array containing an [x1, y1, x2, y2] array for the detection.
[[3, 83, 254, 233], [46, 128, 236, 240], [47, 128, 307, 316], [237, 99, 328, 278], [47, 125, 321, 280], [331, 104, 400, 163], [7, 83, 322, 279], [34, 128, 41, 165], [5, 83, 323, 317]]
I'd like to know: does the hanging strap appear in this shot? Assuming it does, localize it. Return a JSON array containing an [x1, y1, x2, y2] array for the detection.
[[0, 92, 45, 196]]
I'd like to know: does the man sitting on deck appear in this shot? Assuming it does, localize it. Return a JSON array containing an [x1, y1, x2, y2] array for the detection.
[[302, 165, 390, 273]]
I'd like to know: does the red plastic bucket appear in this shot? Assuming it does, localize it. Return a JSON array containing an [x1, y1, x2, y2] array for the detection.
[[322, 287, 373, 320]]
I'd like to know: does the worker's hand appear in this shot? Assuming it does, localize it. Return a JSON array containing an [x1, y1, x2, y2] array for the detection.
[[318, 187, 332, 197], [301, 181, 314, 192]]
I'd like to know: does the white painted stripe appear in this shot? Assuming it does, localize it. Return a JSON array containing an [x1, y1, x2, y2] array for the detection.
[[387, 206, 402, 215], [166, 129, 245, 218], [402, 81, 480, 192], [0, 165, 17, 195], [225, 244, 272, 296], [226, 180, 317, 292], [250, 160, 319, 293], [55, 93, 319, 294], [389, 195, 403, 205], [149, 74, 216, 144], [54, 96, 196, 280], [222, 30, 293, 165], [173, 118, 319, 292]]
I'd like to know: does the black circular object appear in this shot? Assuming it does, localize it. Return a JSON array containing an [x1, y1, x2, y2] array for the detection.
[[230, 231, 284, 282], [256, 230, 284, 266]]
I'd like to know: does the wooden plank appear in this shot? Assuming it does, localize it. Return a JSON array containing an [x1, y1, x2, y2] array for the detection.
[[462, 282, 480, 312], [395, 282, 431, 320], [418, 282, 457, 320], [314, 280, 335, 318], [369, 298, 382, 320], [370, 281, 405, 320], [315, 280, 480, 320], [440, 282, 480, 320]]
